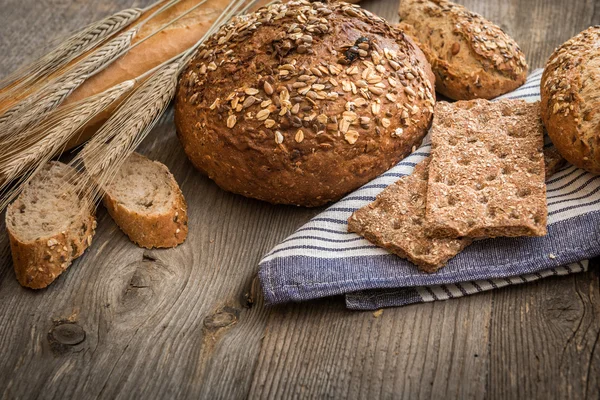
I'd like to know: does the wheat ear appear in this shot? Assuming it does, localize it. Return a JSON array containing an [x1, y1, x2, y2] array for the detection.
[[0, 0, 202, 143], [0, 7, 144, 105], [0, 80, 136, 212], [0, 28, 138, 141], [71, 0, 257, 203], [73, 61, 181, 204]]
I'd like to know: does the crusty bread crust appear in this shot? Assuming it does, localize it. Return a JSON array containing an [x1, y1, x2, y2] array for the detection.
[[175, 1, 436, 207], [541, 26, 600, 175], [398, 0, 528, 100], [544, 147, 566, 179], [102, 154, 188, 249], [6, 162, 96, 289]]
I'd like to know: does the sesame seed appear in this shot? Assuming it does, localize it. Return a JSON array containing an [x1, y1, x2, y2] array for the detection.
[[404, 86, 416, 97], [245, 88, 259, 96], [264, 81, 274, 95], [209, 98, 220, 110], [295, 129, 304, 143], [371, 102, 381, 115], [275, 131, 284, 144], [227, 115, 237, 128], [265, 119, 276, 128]]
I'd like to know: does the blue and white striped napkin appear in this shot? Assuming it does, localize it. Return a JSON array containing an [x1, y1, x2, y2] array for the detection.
[[258, 69, 598, 309]]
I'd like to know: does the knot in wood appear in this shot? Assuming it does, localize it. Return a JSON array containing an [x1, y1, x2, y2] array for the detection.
[[49, 323, 86, 346], [203, 308, 238, 330]]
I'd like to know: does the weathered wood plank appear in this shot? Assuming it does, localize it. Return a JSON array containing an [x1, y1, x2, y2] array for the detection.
[[488, 267, 600, 399], [0, 0, 598, 399], [249, 294, 493, 399]]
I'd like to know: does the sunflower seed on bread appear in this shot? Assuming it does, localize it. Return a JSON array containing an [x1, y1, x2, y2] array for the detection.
[[102, 153, 188, 249], [5, 162, 96, 289], [425, 99, 547, 239], [348, 158, 472, 272]]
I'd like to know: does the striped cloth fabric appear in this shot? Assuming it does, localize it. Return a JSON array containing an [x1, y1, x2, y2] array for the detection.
[[258, 69, 599, 309]]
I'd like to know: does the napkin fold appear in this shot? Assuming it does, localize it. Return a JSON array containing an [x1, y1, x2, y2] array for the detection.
[[259, 69, 599, 309]]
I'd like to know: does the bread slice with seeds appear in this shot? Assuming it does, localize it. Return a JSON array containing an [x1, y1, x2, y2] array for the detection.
[[102, 152, 188, 249], [6, 161, 96, 289]]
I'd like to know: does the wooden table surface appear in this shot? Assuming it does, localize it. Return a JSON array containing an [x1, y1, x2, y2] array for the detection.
[[1, 0, 599, 398]]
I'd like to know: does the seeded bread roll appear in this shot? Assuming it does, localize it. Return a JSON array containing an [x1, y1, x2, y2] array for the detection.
[[398, 0, 528, 100], [102, 153, 188, 249], [5, 162, 96, 289], [175, 0, 436, 207], [541, 26, 600, 175]]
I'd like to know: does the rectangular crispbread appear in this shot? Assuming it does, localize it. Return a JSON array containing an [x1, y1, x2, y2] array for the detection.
[[348, 158, 472, 272], [425, 99, 547, 238]]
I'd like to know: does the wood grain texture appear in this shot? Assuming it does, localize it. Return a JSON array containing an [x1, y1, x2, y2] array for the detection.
[[0, 0, 599, 399]]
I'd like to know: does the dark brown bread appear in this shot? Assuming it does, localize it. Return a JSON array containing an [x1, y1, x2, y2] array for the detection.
[[175, 0, 436, 207], [348, 158, 472, 272], [398, 0, 528, 100], [5, 162, 96, 289], [425, 99, 547, 238], [544, 147, 566, 179], [102, 153, 188, 249], [541, 26, 600, 175]]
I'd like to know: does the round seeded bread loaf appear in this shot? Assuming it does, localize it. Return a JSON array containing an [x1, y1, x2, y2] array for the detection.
[[541, 26, 600, 175], [399, 0, 528, 100], [175, 0, 435, 207]]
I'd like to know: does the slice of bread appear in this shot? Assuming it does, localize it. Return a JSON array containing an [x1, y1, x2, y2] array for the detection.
[[102, 153, 188, 249], [6, 162, 96, 289]]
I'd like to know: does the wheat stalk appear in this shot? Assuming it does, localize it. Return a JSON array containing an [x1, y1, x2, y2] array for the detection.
[[0, 0, 256, 213], [73, 61, 181, 203], [0, 7, 144, 105], [72, 0, 256, 203], [0, 0, 210, 144], [0, 80, 136, 212], [0, 28, 138, 141]]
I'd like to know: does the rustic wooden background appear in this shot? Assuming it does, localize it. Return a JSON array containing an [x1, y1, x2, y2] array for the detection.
[[1, 0, 599, 398]]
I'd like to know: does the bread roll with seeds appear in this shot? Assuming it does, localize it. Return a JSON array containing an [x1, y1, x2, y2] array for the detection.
[[5, 162, 96, 289], [398, 0, 527, 100], [102, 153, 188, 249], [175, 0, 436, 207], [541, 26, 600, 175]]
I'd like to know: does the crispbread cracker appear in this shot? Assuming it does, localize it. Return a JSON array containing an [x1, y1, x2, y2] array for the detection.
[[426, 99, 547, 238], [348, 158, 472, 272]]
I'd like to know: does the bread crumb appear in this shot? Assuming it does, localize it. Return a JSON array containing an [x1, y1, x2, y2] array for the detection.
[[373, 309, 384, 318], [549, 253, 556, 259]]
